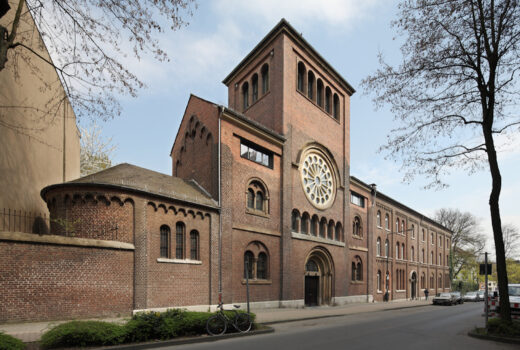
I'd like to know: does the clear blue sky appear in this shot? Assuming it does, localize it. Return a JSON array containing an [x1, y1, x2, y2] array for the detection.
[[91, 0, 520, 259]]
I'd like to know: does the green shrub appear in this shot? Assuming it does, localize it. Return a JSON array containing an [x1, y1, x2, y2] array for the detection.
[[487, 318, 520, 337], [0, 332, 25, 350], [40, 321, 126, 349]]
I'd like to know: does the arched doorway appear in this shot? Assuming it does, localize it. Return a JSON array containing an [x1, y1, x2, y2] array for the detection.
[[410, 272, 417, 300], [304, 248, 334, 306]]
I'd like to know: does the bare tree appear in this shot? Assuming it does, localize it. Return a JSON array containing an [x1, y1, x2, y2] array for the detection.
[[434, 208, 485, 282], [363, 0, 520, 321], [80, 122, 116, 177], [0, 0, 195, 122], [502, 223, 520, 259]]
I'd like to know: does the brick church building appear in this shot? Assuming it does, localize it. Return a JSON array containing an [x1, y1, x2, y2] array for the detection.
[[0, 19, 451, 322]]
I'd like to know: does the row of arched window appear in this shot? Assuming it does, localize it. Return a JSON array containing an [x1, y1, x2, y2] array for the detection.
[[242, 63, 269, 111], [376, 270, 390, 292], [160, 223, 199, 260], [376, 237, 449, 267], [395, 269, 406, 290], [297, 61, 340, 120], [377, 270, 449, 293], [291, 209, 343, 242]]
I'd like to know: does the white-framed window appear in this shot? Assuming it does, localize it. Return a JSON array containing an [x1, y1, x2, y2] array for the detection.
[[377, 211, 382, 228], [376, 237, 381, 256], [350, 192, 365, 207]]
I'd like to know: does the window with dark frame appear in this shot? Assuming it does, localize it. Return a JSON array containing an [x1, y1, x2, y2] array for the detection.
[[190, 230, 199, 260], [252, 74, 258, 103], [175, 222, 185, 259], [257, 252, 267, 279], [160, 225, 170, 258], [350, 192, 365, 207], [240, 140, 273, 168], [261, 64, 269, 94], [244, 251, 254, 279]]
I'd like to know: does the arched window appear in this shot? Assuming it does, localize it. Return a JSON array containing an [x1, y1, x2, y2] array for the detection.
[[386, 271, 390, 290], [431, 232, 434, 244], [246, 180, 268, 214], [430, 273, 434, 288], [255, 191, 264, 211], [317, 79, 324, 107], [395, 219, 399, 233], [377, 211, 382, 227], [311, 215, 319, 236], [291, 209, 300, 232], [401, 220, 405, 234], [411, 246, 415, 261], [307, 71, 315, 100], [357, 259, 363, 281], [422, 249, 425, 263], [257, 252, 268, 279], [328, 220, 335, 240], [385, 239, 389, 257], [251, 74, 258, 103], [438, 274, 442, 289], [242, 82, 249, 110], [190, 230, 199, 260], [422, 229, 426, 241], [333, 93, 339, 119], [401, 243, 405, 260], [261, 64, 269, 94], [376, 237, 381, 256], [411, 224, 415, 239], [335, 222, 343, 241], [302, 212, 310, 234], [351, 262, 356, 281], [244, 251, 254, 279], [175, 222, 185, 259], [439, 253, 442, 265], [377, 270, 382, 291], [421, 272, 425, 289], [385, 214, 389, 230], [319, 217, 327, 238], [247, 189, 254, 209], [396, 242, 399, 259], [160, 225, 170, 258], [297, 62, 306, 92], [430, 251, 433, 264], [325, 87, 331, 113], [353, 216, 362, 237]]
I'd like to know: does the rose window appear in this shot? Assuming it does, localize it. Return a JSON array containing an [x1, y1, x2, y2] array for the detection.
[[300, 151, 336, 209]]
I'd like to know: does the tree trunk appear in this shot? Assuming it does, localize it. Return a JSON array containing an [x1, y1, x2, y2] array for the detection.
[[483, 115, 511, 322]]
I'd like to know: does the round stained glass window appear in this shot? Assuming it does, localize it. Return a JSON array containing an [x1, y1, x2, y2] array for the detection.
[[300, 150, 336, 209]]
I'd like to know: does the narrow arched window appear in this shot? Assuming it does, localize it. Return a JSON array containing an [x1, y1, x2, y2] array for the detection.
[[396, 219, 399, 233], [401, 243, 405, 260], [297, 62, 306, 92], [328, 220, 334, 240], [377, 211, 381, 227], [252, 74, 258, 103], [422, 249, 425, 263], [242, 82, 249, 110], [247, 188, 254, 209], [255, 191, 264, 211], [351, 262, 356, 281], [430, 251, 433, 264], [319, 217, 327, 238], [396, 243, 400, 259], [377, 270, 382, 291], [401, 220, 405, 234], [291, 210, 300, 232], [376, 237, 381, 256], [385, 214, 389, 230], [357, 261, 363, 281], [302, 213, 310, 234], [257, 252, 268, 279], [325, 87, 331, 113], [385, 239, 389, 257], [307, 71, 315, 100], [411, 224, 415, 238], [411, 246, 415, 261], [261, 64, 269, 94], [160, 225, 170, 258], [386, 271, 390, 290], [335, 222, 343, 241], [353, 216, 362, 237], [175, 222, 185, 259], [244, 251, 254, 279], [333, 93, 339, 119], [311, 215, 319, 236], [317, 79, 324, 107], [422, 229, 426, 241], [190, 230, 199, 260]]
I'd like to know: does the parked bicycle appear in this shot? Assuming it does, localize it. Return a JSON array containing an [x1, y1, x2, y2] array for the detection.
[[206, 302, 252, 335]]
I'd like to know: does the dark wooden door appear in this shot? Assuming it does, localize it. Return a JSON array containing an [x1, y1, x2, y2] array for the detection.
[[305, 276, 319, 306]]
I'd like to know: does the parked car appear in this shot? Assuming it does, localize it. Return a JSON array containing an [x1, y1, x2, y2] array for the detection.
[[463, 291, 480, 302], [477, 290, 485, 300], [450, 291, 464, 304], [433, 292, 456, 305]]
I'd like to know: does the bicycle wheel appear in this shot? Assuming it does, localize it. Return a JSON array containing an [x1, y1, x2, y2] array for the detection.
[[234, 313, 252, 333], [206, 314, 227, 336]]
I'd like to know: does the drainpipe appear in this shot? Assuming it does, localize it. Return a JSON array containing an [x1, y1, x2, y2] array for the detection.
[[218, 107, 223, 303], [368, 183, 377, 302]]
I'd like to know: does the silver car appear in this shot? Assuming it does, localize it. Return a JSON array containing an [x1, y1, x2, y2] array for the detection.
[[463, 291, 480, 302], [433, 292, 456, 305]]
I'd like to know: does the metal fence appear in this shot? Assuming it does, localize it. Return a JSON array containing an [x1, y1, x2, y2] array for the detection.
[[1, 208, 50, 234]]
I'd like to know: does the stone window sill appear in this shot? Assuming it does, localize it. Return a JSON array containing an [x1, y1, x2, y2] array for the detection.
[[157, 258, 202, 265], [241, 279, 272, 285], [245, 208, 269, 218]]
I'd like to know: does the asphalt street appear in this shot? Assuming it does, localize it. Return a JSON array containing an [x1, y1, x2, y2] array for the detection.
[[160, 302, 516, 350]]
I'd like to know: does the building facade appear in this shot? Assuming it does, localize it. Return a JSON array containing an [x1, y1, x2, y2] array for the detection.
[[0, 19, 450, 323]]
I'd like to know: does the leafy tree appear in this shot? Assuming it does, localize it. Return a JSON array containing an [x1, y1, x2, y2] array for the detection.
[[0, 0, 195, 122], [363, 0, 520, 321], [435, 209, 485, 282], [80, 122, 116, 177]]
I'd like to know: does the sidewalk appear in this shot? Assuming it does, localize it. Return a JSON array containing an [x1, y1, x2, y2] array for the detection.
[[0, 299, 432, 343]]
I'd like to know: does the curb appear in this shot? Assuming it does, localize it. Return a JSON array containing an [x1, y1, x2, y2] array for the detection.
[[94, 326, 274, 350], [262, 303, 431, 325], [468, 330, 520, 345]]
